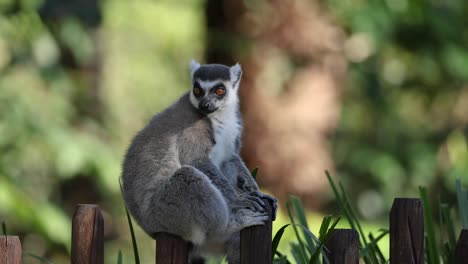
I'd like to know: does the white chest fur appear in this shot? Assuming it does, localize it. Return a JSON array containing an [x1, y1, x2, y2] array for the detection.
[[208, 108, 241, 168]]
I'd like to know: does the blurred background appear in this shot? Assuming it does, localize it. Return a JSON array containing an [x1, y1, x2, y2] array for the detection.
[[0, 0, 467, 262]]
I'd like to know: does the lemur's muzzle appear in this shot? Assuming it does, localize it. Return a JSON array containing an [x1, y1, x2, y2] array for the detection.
[[198, 99, 217, 114]]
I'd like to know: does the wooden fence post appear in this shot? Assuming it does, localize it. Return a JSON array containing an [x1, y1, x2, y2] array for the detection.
[[390, 198, 424, 264], [71, 204, 104, 264], [323, 229, 359, 264], [155, 233, 189, 264], [0, 236, 21, 264], [455, 229, 468, 264], [240, 198, 273, 264]]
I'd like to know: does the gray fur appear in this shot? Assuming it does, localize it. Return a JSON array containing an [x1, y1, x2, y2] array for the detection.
[[122, 60, 277, 263], [193, 64, 231, 81]]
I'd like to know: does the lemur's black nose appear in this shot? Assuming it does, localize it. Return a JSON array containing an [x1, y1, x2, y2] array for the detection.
[[198, 99, 216, 114], [202, 102, 211, 110]]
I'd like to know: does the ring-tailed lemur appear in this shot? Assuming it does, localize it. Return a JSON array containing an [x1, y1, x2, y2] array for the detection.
[[122, 60, 278, 263]]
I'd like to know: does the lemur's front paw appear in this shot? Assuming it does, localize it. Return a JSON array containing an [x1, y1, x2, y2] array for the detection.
[[251, 191, 278, 221], [233, 193, 266, 212]]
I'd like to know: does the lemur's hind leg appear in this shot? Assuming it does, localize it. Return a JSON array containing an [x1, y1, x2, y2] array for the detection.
[[146, 165, 230, 244], [225, 232, 241, 264]]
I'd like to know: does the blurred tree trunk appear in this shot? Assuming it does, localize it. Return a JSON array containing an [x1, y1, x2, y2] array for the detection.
[[205, 0, 347, 208]]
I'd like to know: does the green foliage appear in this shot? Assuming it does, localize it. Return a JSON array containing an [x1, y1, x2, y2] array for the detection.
[[326, 171, 388, 264], [1, 0, 467, 262], [272, 196, 341, 264], [0, 0, 204, 261], [23, 252, 56, 264], [413, 180, 468, 263], [327, 0, 468, 211], [275, 173, 468, 263]]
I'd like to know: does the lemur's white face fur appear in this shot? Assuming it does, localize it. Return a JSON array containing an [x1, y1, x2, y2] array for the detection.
[[189, 60, 242, 115]]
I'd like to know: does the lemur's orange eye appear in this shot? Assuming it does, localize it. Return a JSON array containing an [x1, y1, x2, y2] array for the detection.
[[216, 88, 225, 96], [193, 87, 201, 96]]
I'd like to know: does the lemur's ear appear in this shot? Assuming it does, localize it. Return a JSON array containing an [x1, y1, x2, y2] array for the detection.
[[190, 60, 201, 78], [230, 63, 242, 89]]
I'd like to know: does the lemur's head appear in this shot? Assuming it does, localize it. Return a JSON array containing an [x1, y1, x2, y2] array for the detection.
[[189, 60, 242, 115]]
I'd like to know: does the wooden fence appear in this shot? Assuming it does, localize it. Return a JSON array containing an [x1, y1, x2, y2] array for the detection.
[[1, 198, 467, 264]]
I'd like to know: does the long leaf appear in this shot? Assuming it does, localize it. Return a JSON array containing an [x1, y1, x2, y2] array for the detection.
[[456, 179, 468, 229], [286, 201, 309, 263], [276, 221, 329, 263], [419, 186, 439, 264], [368, 231, 389, 263], [318, 216, 332, 241], [440, 203, 456, 249], [286, 201, 307, 263], [251, 168, 259, 181], [324, 217, 342, 243], [125, 206, 140, 264], [291, 196, 316, 253], [274, 251, 291, 264], [338, 182, 369, 247], [117, 250, 123, 264], [272, 224, 291, 261], [23, 252, 55, 264], [290, 243, 306, 264], [310, 216, 341, 264], [120, 178, 140, 264], [1, 221, 6, 235], [326, 171, 378, 264]]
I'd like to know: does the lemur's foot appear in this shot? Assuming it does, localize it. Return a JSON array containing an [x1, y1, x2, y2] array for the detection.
[[236, 208, 270, 227]]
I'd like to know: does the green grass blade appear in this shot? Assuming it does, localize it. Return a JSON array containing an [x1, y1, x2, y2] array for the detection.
[[442, 242, 453, 264], [419, 186, 439, 264], [278, 255, 291, 264], [117, 250, 123, 264], [274, 251, 291, 264], [440, 204, 456, 249], [338, 182, 368, 245], [290, 196, 316, 253], [290, 243, 307, 264], [318, 216, 331, 241], [326, 171, 379, 264], [124, 200, 140, 264], [1, 221, 6, 235], [286, 200, 309, 263], [325, 171, 343, 205], [309, 219, 339, 264], [272, 224, 291, 261], [23, 252, 55, 264], [251, 168, 259, 181], [273, 221, 328, 263], [456, 179, 468, 229], [120, 178, 140, 264], [327, 217, 341, 235], [325, 172, 357, 232], [274, 250, 291, 263], [368, 231, 389, 263], [308, 243, 324, 264], [325, 172, 355, 231]]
